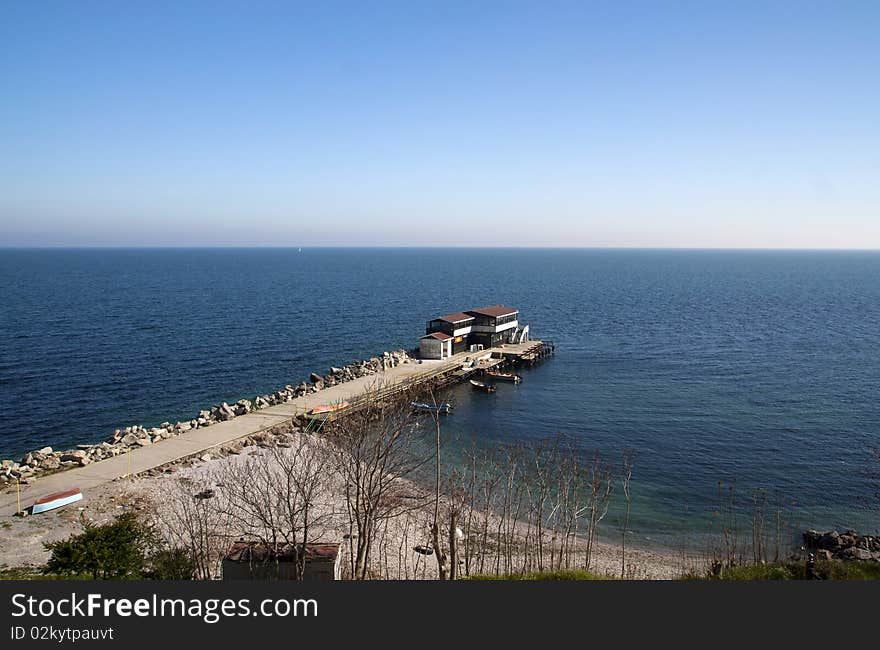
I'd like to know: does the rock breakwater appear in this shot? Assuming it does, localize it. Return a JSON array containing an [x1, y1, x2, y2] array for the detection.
[[1, 349, 414, 488]]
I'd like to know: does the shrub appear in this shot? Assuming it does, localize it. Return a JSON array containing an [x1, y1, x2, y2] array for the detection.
[[145, 548, 194, 580], [43, 512, 156, 580]]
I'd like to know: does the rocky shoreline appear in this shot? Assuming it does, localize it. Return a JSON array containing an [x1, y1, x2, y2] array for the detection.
[[1, 349, 415, 489], [803, 529, 880, 562]]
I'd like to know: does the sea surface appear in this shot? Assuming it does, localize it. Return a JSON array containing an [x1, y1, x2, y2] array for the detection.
[[1, 248, 878, 544]]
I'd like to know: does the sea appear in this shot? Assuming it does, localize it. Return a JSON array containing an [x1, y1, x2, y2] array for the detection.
[[1, 248, 878, 546]]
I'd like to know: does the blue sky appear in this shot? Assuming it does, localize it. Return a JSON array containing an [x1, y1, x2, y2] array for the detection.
[[1, 1, 878, 247]]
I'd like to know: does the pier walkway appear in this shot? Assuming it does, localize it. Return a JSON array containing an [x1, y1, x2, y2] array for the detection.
[[0, 341, 551, 517]]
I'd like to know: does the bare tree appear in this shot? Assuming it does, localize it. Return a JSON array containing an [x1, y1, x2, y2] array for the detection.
[[582, 453, 613, 572], [429, 404, 448, 580], [211, 432, 332, 579], [153, 477, 231, 580], [326, 388, 432, 579], [619, 449, 635, 578]]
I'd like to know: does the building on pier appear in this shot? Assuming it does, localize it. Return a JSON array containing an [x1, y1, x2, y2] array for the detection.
[[420, 305, 529, 360]]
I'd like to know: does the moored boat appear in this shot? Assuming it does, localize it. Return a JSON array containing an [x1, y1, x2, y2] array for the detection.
[[470, 379, 496, 393], [411, 401, 453, 414], [31, 488, 83, 515], [309, 401, 350, 415], [485, 370, 522, 383]]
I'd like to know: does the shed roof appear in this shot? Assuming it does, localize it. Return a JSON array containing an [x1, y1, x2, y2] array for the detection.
[[435, 312, 475, 323], [224, 540, 340, 563], [467, 305, 518, 318], [422, 332, 452, 341]]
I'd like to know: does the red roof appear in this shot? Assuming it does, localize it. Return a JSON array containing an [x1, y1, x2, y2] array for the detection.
[[422, 332, 452, 341], [436, 312, 474, 323], [224, 541, 340, 563], [467, 305, 518, 318]]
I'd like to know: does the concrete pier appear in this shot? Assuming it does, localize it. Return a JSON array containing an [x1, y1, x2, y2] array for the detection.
[[0, 341, 553, 517]]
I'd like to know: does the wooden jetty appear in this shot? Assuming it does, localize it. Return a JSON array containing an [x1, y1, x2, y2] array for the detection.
[[501, 340, 555, 365], [301, 340, 555, 427]]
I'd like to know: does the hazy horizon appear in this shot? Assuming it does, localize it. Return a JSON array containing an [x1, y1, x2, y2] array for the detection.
[[2, 2, 878, 249], [4, 244, 880, 252]]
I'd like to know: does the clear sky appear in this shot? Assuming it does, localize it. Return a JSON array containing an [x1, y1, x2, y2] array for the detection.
[[1, 1, 878, 248]]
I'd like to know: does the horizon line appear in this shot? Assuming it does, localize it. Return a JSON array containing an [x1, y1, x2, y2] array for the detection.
[[2, 244, 880, 252]]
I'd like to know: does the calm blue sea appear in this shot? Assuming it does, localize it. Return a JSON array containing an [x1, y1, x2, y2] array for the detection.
[[1, 248, 878, 543]]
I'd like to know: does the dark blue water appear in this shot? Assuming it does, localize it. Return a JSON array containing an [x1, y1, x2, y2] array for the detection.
[[1, 248, 878, 541]]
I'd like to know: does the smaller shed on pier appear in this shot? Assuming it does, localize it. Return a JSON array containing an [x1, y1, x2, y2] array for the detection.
[[420, 331, 453, 360]]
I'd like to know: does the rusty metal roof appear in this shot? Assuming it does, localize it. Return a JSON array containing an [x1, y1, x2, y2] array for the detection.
[[467, 305, 518, 318], [224, 540, 340, 563], [436, 312, 474, 323]]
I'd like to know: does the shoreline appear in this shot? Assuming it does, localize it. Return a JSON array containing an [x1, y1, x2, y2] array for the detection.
[[2, 343, 868, 573], [0, 423, 692, 580]]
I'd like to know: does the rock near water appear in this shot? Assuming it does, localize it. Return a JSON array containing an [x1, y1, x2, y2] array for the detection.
[[0, 348, 415, 485], [803, 529, 880, 561]]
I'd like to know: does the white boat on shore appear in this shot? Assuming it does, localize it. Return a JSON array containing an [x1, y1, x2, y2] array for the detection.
[[31, 488, 83, 514]]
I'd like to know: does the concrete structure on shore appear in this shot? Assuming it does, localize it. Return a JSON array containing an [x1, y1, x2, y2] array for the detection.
[[222, 540, 342, 580]]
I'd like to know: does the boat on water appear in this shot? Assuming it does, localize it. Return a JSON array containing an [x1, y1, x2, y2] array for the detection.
[[485, 370, 522, 383], [470, 379, 497, 393], [411, 401, 453, 414], [309, 401, 350, 415], [31, 488, 83, 515]]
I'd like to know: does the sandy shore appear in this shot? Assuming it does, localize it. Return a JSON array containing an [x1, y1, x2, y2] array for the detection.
[[0, 428, 693, 580]]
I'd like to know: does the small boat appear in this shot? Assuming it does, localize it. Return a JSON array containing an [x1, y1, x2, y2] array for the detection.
[[470, 379, 496, 393], [485, 370, 522, 383], [31, 488, 83, 515], [411, 401, 453, 414], [309, 401, 349, 415]]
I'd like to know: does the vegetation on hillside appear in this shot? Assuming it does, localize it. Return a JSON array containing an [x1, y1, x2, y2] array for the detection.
[[40, 511, 193, 580]]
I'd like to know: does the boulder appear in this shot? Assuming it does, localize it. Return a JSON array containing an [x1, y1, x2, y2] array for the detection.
[[37, 446, 53, 455], [819, 531, 841, 550], [841, 547, 873, 561], [122, 433, 139, 446]]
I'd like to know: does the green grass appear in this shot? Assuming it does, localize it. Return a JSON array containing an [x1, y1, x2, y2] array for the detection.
[[687, 560, 880, 581], [0, 566, 93, 580], [0, 566, 55, 580], [466, 569, 611, 580]]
